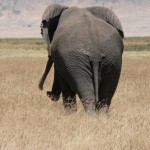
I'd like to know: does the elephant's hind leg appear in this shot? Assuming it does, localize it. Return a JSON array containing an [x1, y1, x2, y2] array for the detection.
[[74, 77, 96, 112], [59, 78, 77, 111], [97, 67, 120, 110]]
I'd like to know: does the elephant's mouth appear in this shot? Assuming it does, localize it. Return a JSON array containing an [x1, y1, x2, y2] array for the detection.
[[42, 29, 51, 45], [41, 20, 51, 45]]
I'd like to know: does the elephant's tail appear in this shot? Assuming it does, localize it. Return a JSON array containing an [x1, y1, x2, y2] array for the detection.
[[92, 61, 101, 103]]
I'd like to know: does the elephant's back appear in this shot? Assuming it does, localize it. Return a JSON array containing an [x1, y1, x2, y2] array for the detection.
[[52, 7, 123, 60]]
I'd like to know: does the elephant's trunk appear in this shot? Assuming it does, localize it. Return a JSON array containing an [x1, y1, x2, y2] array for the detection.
[[39, 57, 53, 90]]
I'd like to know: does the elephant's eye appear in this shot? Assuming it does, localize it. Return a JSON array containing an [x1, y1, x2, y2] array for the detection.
[[42, 20, 47, 28]]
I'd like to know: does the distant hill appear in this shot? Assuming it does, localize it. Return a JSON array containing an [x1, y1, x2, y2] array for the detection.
[[0, 0, 149, 37]]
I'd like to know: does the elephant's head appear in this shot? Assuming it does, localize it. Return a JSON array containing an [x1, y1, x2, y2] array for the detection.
[[86, 6, 124, 38], [41, 4, 68, 46], [39, 4, 68, 90]]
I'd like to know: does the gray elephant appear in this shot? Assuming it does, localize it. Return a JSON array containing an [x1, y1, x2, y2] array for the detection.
[[39, 4, 124, 112]]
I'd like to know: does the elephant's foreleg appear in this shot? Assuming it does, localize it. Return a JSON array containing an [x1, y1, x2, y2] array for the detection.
[[59, 78, 77, 111], [63, 95, 76, 111], [47, 68, 61, 101]]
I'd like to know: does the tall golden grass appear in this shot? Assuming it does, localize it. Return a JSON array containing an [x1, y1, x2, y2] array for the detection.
[[0, 38, 150, 150]]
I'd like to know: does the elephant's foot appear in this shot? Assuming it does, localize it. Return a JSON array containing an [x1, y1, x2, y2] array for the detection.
[[63, 96, 77, 112], [96, 99, 110, 112], [64, 105, 77, 114], [81, 98, 96, 113], [47, 91, 60, 101]]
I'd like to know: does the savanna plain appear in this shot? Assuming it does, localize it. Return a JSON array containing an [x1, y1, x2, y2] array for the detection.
[[0, 37, 150, 150]]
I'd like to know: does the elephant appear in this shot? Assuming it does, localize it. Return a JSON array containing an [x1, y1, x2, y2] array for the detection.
[[38, 4, 124, 112]]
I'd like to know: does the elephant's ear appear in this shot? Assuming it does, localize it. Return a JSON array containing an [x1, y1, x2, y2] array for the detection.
[[41, 4, 68, 43], [42, 4, 68, 22], [86, 6, 124, 38]]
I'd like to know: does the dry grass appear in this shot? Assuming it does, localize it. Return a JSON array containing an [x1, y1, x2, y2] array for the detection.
[[0, 39, 46, 50], [0, 39, 150, 150], [124, 37, 150, 51]]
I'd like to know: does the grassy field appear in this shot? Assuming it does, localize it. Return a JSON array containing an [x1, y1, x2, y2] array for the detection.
[[0, 37, 150, 150]]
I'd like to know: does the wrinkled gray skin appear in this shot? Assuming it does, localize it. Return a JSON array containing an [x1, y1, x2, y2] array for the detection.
[[39, 4, 124, 112]]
